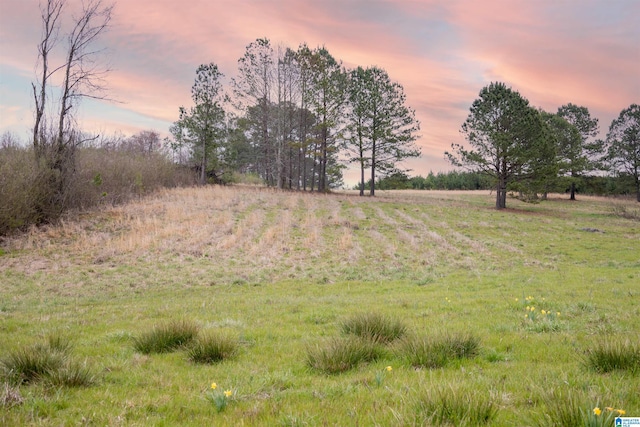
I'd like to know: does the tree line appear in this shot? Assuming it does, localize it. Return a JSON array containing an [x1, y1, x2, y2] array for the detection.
[[445, 82, 639, 208], [169, 38, 421, 196]]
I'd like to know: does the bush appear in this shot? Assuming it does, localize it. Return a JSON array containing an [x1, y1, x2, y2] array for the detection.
[[397, 332, 480, 369], [341, 312, 407, 344], [188, 331, 238, 364], [306, 337, 384, 374], [133, 319, 199, 354]]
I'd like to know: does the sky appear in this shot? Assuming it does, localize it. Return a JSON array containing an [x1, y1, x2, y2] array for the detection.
[[1, 0, 639, 185]]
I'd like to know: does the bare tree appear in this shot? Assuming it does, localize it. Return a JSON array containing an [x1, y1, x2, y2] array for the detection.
[[32, 0, 63, 157], [32, 0, 114, 215]]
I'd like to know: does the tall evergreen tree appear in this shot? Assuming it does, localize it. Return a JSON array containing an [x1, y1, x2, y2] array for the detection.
[[171, 63, 226, 185], [557, 103, 602, 200], [606, 104, 640, 202], [446, 82, 555, 209]]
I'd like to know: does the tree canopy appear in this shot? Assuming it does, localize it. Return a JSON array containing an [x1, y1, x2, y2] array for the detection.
[[606, 104, 640, 202], [446, 82, 555, 209]]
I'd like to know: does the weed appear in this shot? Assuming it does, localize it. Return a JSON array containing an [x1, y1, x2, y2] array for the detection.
[[414, 384, 497, 426], [397, 332, 480, 369], [306, 337, 384, 374], [530, 388, 625, 427], [133, 319, 199, 354], [188, 331, 238, 364], [583, 339, 640, 374], [1, 382, 24, 408], [1, 344, 66, 385], [46, 361, 95, 387], [0, 335, 94, 388], [341, 312, 407, 344]]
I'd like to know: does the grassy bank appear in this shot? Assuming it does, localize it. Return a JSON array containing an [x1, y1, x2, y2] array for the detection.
[[1, 187, 638, 425]]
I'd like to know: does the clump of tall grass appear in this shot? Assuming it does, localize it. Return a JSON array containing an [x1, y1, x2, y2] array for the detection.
[[530, 388, 624, 427], [0, 334, 94, 387], [188, 331, 238, 364], [397, 332, 480, 369], [583, 339, 640, 374], [341, 312, 407, 344], [133, 319, 199, 354], [414, 384, 497, 426], [306, 337, 384, 374]]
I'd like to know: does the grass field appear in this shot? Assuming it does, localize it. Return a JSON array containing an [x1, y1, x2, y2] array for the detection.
[[1, 186, 639, 426]]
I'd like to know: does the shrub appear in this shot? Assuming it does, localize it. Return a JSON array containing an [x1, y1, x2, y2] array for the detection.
[[583, 339, 640, 374], [397, 332, 480, 369], [340, 312, 407, 344], [414, 384, 497, 426], [188, 331, 238, 364], [306, 337, 384, 374], [133, 319, 199, 354]]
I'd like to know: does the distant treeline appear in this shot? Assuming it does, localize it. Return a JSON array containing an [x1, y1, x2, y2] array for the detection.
[[360, 170, 638, 196]]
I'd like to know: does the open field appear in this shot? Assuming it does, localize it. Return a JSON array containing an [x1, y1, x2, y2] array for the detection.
[[1, 186, 639, 426]]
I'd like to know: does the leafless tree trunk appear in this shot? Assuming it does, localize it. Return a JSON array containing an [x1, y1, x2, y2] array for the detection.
[[31, 0, 114, 217], [32, 0, 63, 158]]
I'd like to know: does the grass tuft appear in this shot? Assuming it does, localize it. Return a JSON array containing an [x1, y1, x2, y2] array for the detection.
[[306, 337, 384, 374], [583, 339, 640, 374], [397, 332, 480, 369], [187, 331, 239, 364], [414, 384, 497, 426], [340, 312, 407, 344], [1, 382, 24, 408], [530, 388, 623, 427], [0, 334, 94, 388], [133, 319, 199, 354], [46, 360, 95, 387], [1, 344, 66, 385]]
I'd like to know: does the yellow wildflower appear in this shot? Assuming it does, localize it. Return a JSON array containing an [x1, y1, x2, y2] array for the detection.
[[617, 409, 626, 415], [386, 366, 393, 372], [224, 390, 233, 397], [606, 407, 614, 412], [541, 310, 546, 315], [515, 298, 519, 302], [593, 407, 601, 416], [211, 382, 217, 390]]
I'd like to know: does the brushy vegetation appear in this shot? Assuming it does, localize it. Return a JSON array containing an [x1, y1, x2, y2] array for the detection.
[[0, 187, 638, 425], [0, 335, 94, 388], [413, 383, 498, 426], [133, 319, 199, 354], [529, 388, 624, 427], [583, 339, 640, 374], [0, 135, 196, 235], [188, 331, 239, 364], [396, 332, 480, 369], [305, 337, 385, 374], [340, 312, 407, 344]]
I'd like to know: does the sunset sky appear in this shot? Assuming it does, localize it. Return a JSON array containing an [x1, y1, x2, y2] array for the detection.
[[1, 0, 638, 184]]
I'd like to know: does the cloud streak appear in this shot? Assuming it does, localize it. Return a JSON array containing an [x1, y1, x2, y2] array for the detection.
[[1, 0, 638, 181]]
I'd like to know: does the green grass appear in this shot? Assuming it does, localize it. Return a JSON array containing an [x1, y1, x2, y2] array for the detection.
[[413, 383, 498, 426], [583, 339, 640, 374], [188, 331, 239, 364], [0, 187, 639, 425], [132, 319, 199, 354], [340, 312, 407, 344], [396, 331, 480, 368]]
